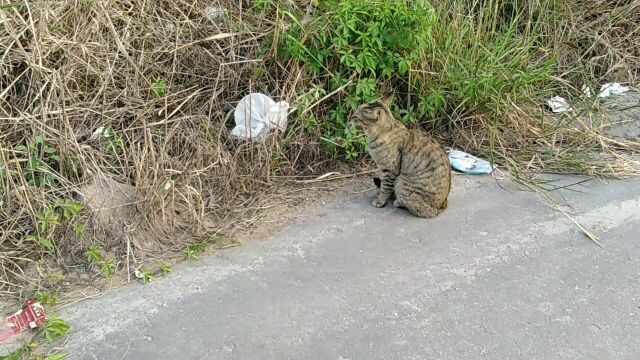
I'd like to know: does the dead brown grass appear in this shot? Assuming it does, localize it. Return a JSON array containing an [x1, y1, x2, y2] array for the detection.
[[0, 0, 331, 302], [1, 0, 639, 305]]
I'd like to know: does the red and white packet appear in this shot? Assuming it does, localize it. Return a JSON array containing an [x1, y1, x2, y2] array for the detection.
[[0, 299, 47, 342]]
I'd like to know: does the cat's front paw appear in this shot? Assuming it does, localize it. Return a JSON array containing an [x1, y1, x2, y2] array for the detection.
[[372, 197, 387, 208]]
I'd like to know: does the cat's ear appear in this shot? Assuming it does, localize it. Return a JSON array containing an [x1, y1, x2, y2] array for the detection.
[[380, 94, 394, 107]]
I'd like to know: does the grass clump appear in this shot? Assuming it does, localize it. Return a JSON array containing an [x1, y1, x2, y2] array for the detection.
[[279, 0, 436, 159], [278, 0, 638, 171]]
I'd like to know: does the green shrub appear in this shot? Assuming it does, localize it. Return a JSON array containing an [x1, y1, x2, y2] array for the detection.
[[280, 0, 436, 159], [279, 0, 560, 160]]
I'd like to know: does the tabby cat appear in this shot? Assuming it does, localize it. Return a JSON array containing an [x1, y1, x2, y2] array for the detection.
[[351, 95, 451, 218]]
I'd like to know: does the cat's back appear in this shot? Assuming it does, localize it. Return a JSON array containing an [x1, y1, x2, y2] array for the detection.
[[401, 130, 451, 189]]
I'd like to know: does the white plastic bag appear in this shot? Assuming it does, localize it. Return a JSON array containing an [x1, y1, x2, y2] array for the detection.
[[545, 95, 572, 113], [597, 83, 630, 98], [447, 149, 493, 174], [230, 93, 289, 141]]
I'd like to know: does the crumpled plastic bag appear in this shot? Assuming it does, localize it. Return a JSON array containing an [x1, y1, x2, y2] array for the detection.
[[448, 149, 493, 174], [230, 93, 289, 141], [545, 95, 572, 113], [597, 83, 630, 98], [205, 7, 226, 22]]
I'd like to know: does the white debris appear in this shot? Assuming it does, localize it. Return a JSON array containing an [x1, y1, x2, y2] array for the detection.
[[447, 149, 493, 175], [160, 20, 175, 35], [90, 126, 110, 140], [231, 93, 289, 141], [582, 85, 592, 98], [597, 82, 630, 98], [206, 7, 226, 22], [546, 95, 572, 113]]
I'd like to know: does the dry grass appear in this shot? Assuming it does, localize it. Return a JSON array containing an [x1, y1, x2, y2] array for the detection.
[[0, 0, 330, 303], [1, 0, 639, 304]]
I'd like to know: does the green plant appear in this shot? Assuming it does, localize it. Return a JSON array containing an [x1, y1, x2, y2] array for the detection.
[[54, 198, 84, 222], [280, 0, 436, 159], [0, 344, 67, 360], [84, 246, 116, 278], [48, 22, 68, 35], [100, 259, 116, 278], [36, 208, 60, 234], [137, 268, 155, 283], [99, 125, 125, 157], [41, 316, 70, 342], [159, 263, 172, 275], [14, 135, 61, 187], [38, 264, 66, 284], [85, 246, 102, 263], [150, 77, 167, 97], [252, 0, 272, 12], [184, 241, 207, 260], [43, 354, 68, 360], [35, 290, 58, 306], [2, 345, 27, 360], [279, 0, 562, 164], [73, 223, 86, 237], [25, 235, 55, 252]]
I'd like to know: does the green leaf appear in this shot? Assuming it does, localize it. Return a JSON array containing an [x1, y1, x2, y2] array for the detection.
[[45, 353, 69, 360], [150, 77, 167, 97], [99, 259, 116, 278], [0, 2, 25, 10], [35, 290, 58, 306], [43, 317, 70, 342], [159, 262, 173, 275], [28, 154, 39, 171], [85, 246, 103, 263], [43, 146, 57, 154]]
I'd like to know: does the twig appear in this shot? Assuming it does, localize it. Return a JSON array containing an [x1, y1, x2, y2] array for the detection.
[[293, 169, 377, 184], [525, 183, 604, 248]]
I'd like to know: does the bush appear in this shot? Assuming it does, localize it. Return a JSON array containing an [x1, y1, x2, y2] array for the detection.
[[279, 0, 560, 160]]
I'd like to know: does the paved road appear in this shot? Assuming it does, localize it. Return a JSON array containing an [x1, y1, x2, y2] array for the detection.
[[56, 174, 639, 359]]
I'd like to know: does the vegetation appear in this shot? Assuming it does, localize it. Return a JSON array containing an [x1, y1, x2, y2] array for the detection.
[[1, 0, 639, 310]]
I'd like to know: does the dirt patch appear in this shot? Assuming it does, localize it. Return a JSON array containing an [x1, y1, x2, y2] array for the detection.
[[79, 177, 137, 246]]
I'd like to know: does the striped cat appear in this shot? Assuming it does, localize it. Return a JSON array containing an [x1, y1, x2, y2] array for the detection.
[[352, 95, 451, 218]]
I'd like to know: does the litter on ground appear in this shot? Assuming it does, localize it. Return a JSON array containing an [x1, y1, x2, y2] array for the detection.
[[597, 82, 630, 98], [545, 95, 572, 113], [230, 93, 289, 141], [205, 7, 226, 22], [546, 83, 631, 113], [447, 149, 493, 174], [0, 299, 46, 342]]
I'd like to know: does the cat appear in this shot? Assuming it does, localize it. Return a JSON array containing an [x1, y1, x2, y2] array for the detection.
[[352, 95, 451, 218]]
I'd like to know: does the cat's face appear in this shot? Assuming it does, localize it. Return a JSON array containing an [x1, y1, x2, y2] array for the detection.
[[351, 95, 394, 132]]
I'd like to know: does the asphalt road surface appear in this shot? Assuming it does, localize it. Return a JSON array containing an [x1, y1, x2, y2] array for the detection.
[[57, 174, 640, 359]]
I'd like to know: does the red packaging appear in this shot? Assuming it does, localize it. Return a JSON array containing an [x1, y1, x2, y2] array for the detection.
[[0, 299, 47, 342]]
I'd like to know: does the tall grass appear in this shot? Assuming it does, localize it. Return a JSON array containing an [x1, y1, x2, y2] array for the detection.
[[1, 0, 639, 302]]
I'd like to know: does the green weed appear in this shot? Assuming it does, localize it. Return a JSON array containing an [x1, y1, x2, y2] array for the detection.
[[35, 290, 58, 306], [184, 241, 207, 260], [150, 77, 167, 97], [14, 135, 61, 188], [279, 0, 560, 161], [159, 263, 173, 275], [84, 246, 116, 278], [137, 268, 155, 283], [41, 316, 70, 342]]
